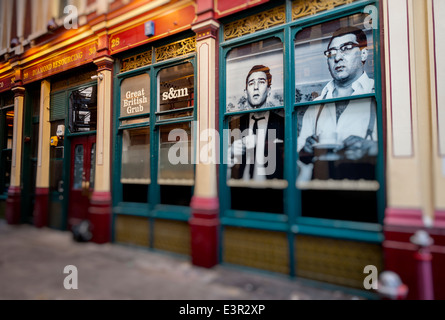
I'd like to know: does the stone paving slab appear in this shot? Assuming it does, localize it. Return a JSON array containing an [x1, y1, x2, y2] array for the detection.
[[0, 220, 366, 300]]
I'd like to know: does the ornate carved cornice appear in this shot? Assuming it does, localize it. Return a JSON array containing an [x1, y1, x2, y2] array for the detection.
[[223, 5, 285, 41], [120, 50, 152, 73], [11, 86, 25, 96], [193, 20, 220, 41], [155, 36, 196, 62], [94, 56, 114, 72], [292, 0, 357, 20]]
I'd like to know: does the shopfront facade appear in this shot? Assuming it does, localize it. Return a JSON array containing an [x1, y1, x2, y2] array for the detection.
[[1, 0, 445, 299], [112, 34, 197, 256]]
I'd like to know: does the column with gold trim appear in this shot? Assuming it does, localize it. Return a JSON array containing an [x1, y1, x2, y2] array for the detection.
[[429, 0, 445, 228], [6, 84, 25, 224], [89, 55, 114, 244], [33, 80, 51, 228], [383, 0, 442, 299], [189, 13, 220, 268]]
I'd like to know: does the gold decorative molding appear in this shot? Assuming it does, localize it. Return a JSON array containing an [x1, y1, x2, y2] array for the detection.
[[224, 5, 286, 41], [292, 0, 357, 20], [155, 36, 196, 62], [121, 50, 153, 73]]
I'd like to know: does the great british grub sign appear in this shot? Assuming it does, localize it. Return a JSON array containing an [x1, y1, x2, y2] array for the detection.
[[120, 73, 150, 117]]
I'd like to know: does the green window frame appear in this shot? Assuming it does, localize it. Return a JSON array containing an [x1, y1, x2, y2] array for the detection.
[[219, 0, 384, 242], [112, 38, 197, 225]]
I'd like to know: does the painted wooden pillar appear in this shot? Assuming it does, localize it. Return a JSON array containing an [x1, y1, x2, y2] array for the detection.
[[430, 0, 445, 230], [33, 80, 51, 228], [383, 0, 445, 299], [190, 9, 220, 267], [384, 0, 424, 226], [428, 0, 445, 300], [6, 85, 25, 224], [89, 56, 114, 244]]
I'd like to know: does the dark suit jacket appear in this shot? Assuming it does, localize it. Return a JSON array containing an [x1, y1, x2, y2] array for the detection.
[[231, 110, 285, 180]]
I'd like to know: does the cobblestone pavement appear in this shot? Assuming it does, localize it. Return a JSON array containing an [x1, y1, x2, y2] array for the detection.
[[0, 220, 368, 300]]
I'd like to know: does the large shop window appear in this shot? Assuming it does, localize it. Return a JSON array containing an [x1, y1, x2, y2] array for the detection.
[[158, 62, 194, 120], [225, 37, 286, 214], [117, 60, 195, 207], [295, 13, 379, 224], [121, 127, 150, 203], [157, 62, 195, 206], [221, 7, 382, 226], [119, 73, 151, 203]]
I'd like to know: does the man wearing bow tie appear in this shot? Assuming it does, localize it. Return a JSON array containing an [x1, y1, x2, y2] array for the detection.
[[229, 65, 284, 181]]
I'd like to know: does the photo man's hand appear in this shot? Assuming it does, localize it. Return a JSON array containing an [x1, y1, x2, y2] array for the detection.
[[343, 135, 378, 160], [303, 134, 319, 154]]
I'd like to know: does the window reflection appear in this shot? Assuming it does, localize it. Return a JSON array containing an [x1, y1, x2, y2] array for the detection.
[[73, 144, 84, 190], [69, 85, 97, 133], [90, 143, 96, 190], [121, 127, 150, 184], [121, 127, 150, 203], [158, 122, 194, 185], [158, 62, 194, 120]]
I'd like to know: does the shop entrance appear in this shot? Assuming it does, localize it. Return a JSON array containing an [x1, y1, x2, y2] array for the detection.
[[21, 85, 40, 224], [47, 68, 98, 230], [67, 135, 96, 230]]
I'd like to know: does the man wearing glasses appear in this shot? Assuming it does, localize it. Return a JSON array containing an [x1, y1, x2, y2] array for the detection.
[[297, 26, 378, 182]]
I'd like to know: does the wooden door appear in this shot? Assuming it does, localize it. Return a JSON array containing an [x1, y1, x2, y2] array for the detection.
[[68, 135, 96, 230]]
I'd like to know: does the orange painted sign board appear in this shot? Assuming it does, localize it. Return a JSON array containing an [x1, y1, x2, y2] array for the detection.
[[22, 42, 98, 85], [109, 4, 196, 54], [0, 74, 15, 93], [214, 0, 269, 18]]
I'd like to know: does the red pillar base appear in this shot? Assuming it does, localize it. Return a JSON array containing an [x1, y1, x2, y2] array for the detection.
[[414, 250, 435, 300], [33, 188, 49, 228], [383, 207, 445, 299], [6, 186, 21, 225], [190, 196, 219, 268], [88, 191, 111, 244]]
